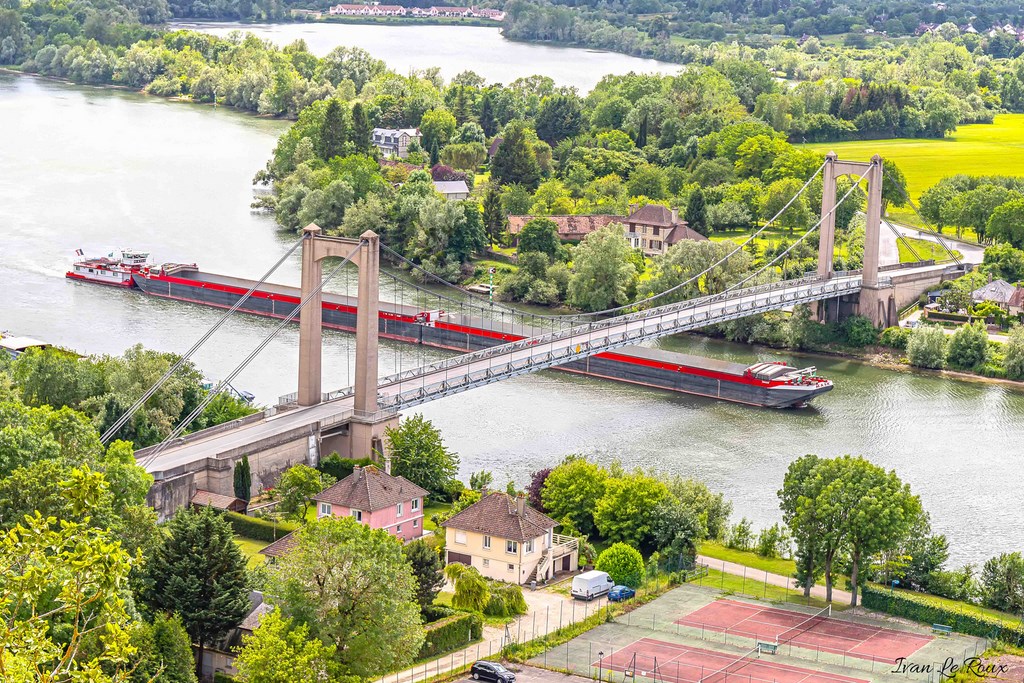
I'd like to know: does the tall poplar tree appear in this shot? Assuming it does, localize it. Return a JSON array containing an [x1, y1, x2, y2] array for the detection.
[[482, 183, 506, 247], [350, 101, 372, 154], [478, 90, 497, 137], [317, 99, 348, 161]]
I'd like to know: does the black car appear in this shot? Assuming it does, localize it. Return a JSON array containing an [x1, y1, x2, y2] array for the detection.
[[470, 661, 516, 682]]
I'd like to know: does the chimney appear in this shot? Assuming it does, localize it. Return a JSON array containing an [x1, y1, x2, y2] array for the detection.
[[384, 455, 392, 475], [353, 465, 362, 479], [628, 203, 637, 214], [516, 494, 526, 517], [671, 208, 679, 225]]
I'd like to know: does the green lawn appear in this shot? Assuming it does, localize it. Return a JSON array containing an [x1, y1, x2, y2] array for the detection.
[[897, 236, 962, 263], [799, 114, 1024, 202], [234, 536, 268, 568], [699, 541, 797, 578], [422, 501, 451, 532], [693, 567, 848, 611]]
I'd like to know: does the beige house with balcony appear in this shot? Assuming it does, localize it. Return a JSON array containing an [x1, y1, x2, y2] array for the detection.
[[442, 492, 579, 585]]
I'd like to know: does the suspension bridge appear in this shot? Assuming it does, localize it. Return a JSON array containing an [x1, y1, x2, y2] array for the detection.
[[130, 154, 970, 518]]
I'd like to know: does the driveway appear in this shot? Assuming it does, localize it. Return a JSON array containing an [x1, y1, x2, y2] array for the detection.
[[461, 664, 590, 682]]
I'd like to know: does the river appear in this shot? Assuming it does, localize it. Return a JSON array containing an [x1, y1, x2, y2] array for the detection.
[[174, 21, 684, 91], [1, 72, 1021, 566]]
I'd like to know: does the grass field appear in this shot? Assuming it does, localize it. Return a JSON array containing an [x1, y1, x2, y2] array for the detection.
[[695, 567, 848, 611], [800, 114, 1024, 202], [699, 541, 797, 577], [898, 236, 962, 263], [234, 536, 268, 568]]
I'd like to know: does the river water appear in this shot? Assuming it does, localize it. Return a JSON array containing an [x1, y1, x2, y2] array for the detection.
[[175, 21, 684, 91], [1, 72, 1021, 566]]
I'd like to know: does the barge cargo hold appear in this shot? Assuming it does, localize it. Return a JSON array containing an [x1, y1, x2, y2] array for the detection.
[[70, 260, 833, 408]]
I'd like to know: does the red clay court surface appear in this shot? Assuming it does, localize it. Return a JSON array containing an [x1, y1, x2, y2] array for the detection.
[[676, 599, 933, 663], [598, 638, 868, 683]]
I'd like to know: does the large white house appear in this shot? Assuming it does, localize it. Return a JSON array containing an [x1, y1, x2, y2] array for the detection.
[[372, 127, 421, 158]]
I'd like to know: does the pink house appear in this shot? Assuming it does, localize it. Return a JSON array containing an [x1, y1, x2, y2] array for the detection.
[[313, 465, 428, 542]]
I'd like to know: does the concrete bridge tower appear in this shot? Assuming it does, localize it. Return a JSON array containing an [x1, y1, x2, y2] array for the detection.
[[297, 224, 397, 460], [815, 153, 897, 327]]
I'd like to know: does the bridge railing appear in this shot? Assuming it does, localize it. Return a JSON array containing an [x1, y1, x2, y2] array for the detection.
[[375, 275, 866, 410]]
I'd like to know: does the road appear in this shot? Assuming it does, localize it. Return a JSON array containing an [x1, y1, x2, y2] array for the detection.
[[879, 218, 984, 267]]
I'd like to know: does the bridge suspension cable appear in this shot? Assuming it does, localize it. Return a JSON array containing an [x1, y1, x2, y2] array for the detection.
[[138, 241, 364, 470], [383, 159, 828, 322], [882, 170, 963, 267], [101, 237, 304, 444]]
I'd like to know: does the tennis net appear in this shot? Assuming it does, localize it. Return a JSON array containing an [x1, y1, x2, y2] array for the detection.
[[775, 605, 832, 647], [696, 644, 760, 682]]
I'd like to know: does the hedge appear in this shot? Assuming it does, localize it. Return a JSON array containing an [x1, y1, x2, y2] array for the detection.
[[861, 585, 1024, 646], [223, 510, 299, 542], [418, 611, 483, 660]]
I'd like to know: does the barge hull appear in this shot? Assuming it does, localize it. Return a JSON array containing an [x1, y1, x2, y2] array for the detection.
[[130, 271, 831, 408]]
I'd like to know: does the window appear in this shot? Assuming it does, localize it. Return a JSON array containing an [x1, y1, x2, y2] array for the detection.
[[411, 498, 420, 511], [506, 540, 518, 554], [397, 502, 403, 517], [455, 531, 467, 545], [507, 563, 514, 572], [483, 535, 491, 549], [352, 509, 363, 522], [482, 559, 489, 568], [524, 539, 534, 554], [396, 524, 402, 533], [413, 519, 418, 528], [319, 502, 332, 517]]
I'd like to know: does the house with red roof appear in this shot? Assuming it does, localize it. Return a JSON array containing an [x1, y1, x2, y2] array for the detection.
[[624, 203, 707, 256], [312, 464, 429, 541]]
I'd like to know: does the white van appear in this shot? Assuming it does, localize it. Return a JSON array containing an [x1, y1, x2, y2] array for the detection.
[[571, 570, 614, 601]]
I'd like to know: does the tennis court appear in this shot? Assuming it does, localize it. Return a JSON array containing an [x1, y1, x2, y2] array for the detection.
[[596, 637, 869, 683], [676, 599, 932, 662]]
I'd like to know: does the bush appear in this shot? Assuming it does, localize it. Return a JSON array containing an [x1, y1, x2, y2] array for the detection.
[[841, 315, 878, 347], [595, 542, 645, 588], [879, 326, 910, 350], [725, 517, 754, 551], [906, 325, 947, 369], [222, 510, 299, 543], [946, 321, 989, 370], [755, 523, 790, 559], [418, 611, 483, 659], [213, 673, 237, 683], [484, 582, 528, 618], [318, 453, 373, 482], [421, 605, 456, 623], [861, 585, 1024, 646], [927, 568, 979, 602], [1004, 326, 1024, 380]]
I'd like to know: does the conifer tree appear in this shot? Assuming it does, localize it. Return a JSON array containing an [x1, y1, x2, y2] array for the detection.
[[350, 101, 372, 154]]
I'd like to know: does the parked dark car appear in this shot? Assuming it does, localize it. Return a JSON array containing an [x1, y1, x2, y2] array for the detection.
[[608, 585, 636, 602], [470, 661, 516, 682]]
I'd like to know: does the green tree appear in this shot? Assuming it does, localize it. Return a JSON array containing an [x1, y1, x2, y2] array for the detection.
[[988, 199, 1024, 248], [906, 325, 948, 369], [443, 563, 491, 612], [980, 552, 1024, 614], [593, 472, 671, 549], [482, 183, 506, 246], [626, 164, 668, 200], [685, 189, 709, 235], [595, 542, 645, 588], [441, 141, 487, 170], [535, 93, 584, 145], [491, 120, 541, 191], [517, 217, 561, 260], [143, 505, 250, 678], [982, 243, 1024, 282], [271, 517, 423, 677], [651, 499, 706, 564], [350, 101, 372, 154], [541, 455, 608, 537], [842, 457, 921, 606], [666, 477, 732, 540], [234, 610, 338, 683], [403, 539, 445, 612], [317, 98, 348, 161], [500, 183, 533, 216], [945, 321, 989, 370], [278, 464, 335, 521], [478, 90, 497, 137], [469, 470, 493, 491], [386, 413, 459, 497], [778, 454, 825, 598], [233, 454, 252, 502], [130, 613, 199, 683], [0, 468, 135, 683], [1004, 326, 1024, 380], [420, 108, 457, 154], [10, 347, 99, 409], [567, 223, 636, 312]]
